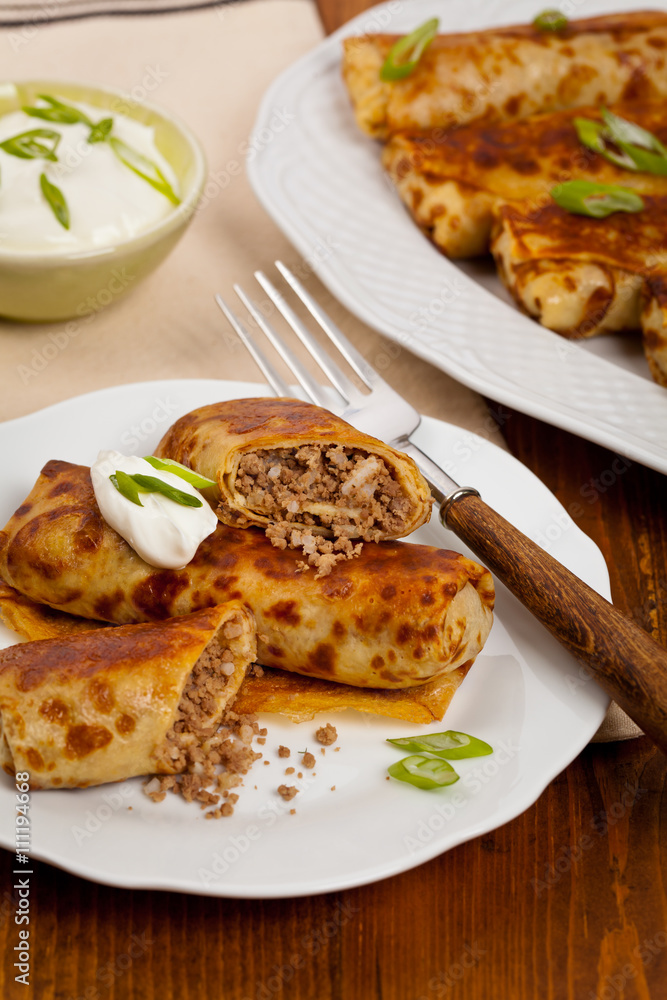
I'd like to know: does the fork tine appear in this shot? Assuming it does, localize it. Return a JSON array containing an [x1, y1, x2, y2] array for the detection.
[[254, 270, 364, 404], [215, 294, 291, 398], [275, 261, 387, 389], [232, 284, 332, 409]]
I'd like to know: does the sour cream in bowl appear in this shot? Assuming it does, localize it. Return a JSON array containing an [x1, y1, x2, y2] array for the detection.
[[0, 81, 206, 322]]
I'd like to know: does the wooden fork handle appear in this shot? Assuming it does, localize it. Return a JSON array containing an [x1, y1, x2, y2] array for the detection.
[[443, 492, 667, 754]]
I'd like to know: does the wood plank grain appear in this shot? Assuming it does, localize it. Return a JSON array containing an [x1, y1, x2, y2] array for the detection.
[[0, 736, 664, 999]]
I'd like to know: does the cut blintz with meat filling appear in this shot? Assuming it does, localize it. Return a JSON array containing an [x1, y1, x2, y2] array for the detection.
[[0, 461, 493, 691], [154, 397, 433, 575], [0, 602, 255, 789]]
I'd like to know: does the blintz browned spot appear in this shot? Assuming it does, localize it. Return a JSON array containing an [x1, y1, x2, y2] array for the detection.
[[26, 748, 44, 771], [131, 572, 190, 617], [65, 724, 113, 759], [306, 643, 336, 677], [396, 624, 415, 644], [267, 600, 301, 626], [88, 679, 114, 713], [115, 714, 136, 736], [39, 699, 70, 725]]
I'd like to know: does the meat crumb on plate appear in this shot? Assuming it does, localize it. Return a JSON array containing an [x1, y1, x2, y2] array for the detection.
[[316, 723, 338, 745], [278, 784, 298, 801], [144, 706, 262, 819]]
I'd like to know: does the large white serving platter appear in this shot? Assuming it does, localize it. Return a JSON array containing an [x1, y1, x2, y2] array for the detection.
[[248, 0, 667, 474], [0, 379, 609, 897]]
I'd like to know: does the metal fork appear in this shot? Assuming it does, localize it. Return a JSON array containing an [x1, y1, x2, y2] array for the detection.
[[216, 261, 667, 753]]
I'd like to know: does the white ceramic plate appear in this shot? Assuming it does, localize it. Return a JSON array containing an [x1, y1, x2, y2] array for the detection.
[[0, 379, 609, 897], [248, 0, 667, 475]]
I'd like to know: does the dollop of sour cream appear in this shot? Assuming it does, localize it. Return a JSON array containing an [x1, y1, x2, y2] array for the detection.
[[91, 450, 218, 570], [0, 97, 178, 253]]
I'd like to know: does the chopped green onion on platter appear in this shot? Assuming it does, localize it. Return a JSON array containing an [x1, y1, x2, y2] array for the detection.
[[387, 754, 460, 790], [387, 730, 493, 759]]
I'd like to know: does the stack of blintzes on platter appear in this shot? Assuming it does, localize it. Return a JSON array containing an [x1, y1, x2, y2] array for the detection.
[[342, 10, 667, 386]]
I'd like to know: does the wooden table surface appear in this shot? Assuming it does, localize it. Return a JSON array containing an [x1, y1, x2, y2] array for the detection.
[[1, 2, 666, 998]]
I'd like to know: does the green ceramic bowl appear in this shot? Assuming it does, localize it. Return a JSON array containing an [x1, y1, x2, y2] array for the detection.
[[0, 81, 206, 323]]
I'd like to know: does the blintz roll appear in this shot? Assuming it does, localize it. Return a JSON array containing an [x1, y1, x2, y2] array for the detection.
[[0, 460, 494, 690]]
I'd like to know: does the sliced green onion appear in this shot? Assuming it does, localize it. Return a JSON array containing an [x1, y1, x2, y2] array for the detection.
[[388, 754, 459, 790], [550, 179, 644, 218], [110, 470, 144, 506], [602, 108, 667, 158], [143, 455, 216, 489], [614, 144, 667, 176], [88, 117, 113, 144], [110, 471, 203, 507], [109, 136, 180, 204], [128, 474, 202, 507], [23, 95, 92, 126], [0, 128, 60, 161], [574, 117, 636, 170], [380, 18, 439, 81], [575, 110, 667, 175], [39, 172, 70, 230], [533, 9, 568, 31], [387, 730, 493, 759]]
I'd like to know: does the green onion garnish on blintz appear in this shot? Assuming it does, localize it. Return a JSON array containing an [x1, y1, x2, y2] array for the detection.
[[575, 108, 667, 176], [533, 9, 569, 32], [380, 18, 439, 81], [550, 180, 644, 218]]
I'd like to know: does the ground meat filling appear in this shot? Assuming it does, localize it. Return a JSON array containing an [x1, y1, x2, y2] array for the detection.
[[144, 618, 262, 818], [225, 445, 412, 575]]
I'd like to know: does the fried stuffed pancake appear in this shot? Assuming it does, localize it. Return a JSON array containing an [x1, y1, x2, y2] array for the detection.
[[0, 584, 474, 724], [342, 11, 667, 140], [382, 103, 667, 258], [0, 602, 255, 789], [640, 277, 667, 388], [0, 461, 494, 690], [154, 397, 432, 575], [491, 196, 667, 383]]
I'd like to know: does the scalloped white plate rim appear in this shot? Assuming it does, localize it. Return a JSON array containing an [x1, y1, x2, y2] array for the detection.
[[0, 379, 609, 897]]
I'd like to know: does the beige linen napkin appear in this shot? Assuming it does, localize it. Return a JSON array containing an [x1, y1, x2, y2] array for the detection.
[[0, 0, 640, 741]]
